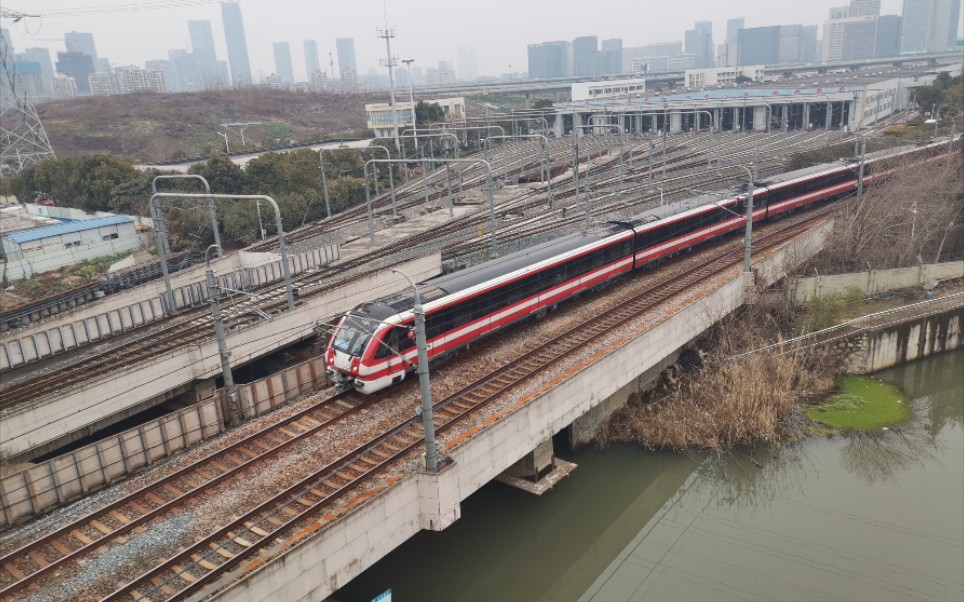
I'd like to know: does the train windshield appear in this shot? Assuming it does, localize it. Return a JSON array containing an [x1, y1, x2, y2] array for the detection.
[[331, 314, 381, 356]]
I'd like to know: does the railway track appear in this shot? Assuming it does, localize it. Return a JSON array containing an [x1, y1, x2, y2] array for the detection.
[[0, 131, 846, 407], [0, 389, 368, 598], [9, 205, 829, 602]]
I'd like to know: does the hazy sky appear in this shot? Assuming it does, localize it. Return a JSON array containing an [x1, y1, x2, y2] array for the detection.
[[3, 0, 916, 80]]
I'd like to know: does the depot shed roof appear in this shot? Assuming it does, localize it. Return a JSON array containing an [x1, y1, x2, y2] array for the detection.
[[2, 215, 134, 244]]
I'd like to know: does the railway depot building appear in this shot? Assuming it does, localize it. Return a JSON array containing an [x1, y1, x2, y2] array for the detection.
[[0, 211, 145, 282], [550, 71, 946, 135], [365, 96, 467, 140]]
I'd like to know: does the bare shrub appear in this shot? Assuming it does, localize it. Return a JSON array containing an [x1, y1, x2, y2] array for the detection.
[[598, 298, 839, 453], [805, 150, 963, 274]]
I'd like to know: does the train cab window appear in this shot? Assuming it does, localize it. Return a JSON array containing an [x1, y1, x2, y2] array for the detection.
[[374, 327, 400, 359], [332, 314, 377, 356]]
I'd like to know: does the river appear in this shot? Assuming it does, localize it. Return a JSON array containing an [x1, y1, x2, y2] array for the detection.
[[335, 350, 964, 602]]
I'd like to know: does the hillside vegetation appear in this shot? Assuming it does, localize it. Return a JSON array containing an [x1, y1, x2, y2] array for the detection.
[[37, 89, 372, 163]]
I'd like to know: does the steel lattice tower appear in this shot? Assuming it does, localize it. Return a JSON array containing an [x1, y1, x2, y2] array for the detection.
[[0, 25, 55, 175]]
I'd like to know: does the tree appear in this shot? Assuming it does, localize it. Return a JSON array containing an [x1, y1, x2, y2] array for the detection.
[[243, 152, 289, 195], [188, 156, 245, 194], [415, 101, 445, 125], [735, 74, 754, 85]]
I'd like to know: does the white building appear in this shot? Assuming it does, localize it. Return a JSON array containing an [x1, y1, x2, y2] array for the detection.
[[89, 71, 120, 96], [0, 214, 145, 282], [50, 75, 78, 99], [365, 97, 466, 140], [570, 78, 647, 101], [117, 67, 167, 93], [684, 65, 765, 88]]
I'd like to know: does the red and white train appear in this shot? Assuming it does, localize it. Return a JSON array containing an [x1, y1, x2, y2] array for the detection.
[[326, 139, 953, 393]]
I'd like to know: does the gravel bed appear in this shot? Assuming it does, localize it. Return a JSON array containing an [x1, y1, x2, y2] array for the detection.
[[22, 514, 195, 602]]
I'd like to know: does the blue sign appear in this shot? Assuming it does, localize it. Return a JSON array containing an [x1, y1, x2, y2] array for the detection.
[[372, 589, 392, 602]]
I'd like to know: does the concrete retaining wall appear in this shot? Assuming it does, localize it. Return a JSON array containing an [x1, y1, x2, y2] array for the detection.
[[792, 261, 964, 303], [0, 245, 339, 371], [0, 355, 328, 527], [842, 306, 963, 373]]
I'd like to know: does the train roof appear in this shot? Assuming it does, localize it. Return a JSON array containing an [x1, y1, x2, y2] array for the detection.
[[425, 230, 604, 295], [628, 189, 741, 226], [360, 230, 609, 319], [765, 139, 944, 188]]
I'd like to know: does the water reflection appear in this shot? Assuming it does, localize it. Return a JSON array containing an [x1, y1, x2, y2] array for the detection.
[[837, 351, 964, 485], [689, 448, 810, 511], [839, 429, 942, 484]]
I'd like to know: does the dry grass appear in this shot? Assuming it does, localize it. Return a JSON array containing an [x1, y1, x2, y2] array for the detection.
[[37, 89, 371, 162], [599, 299, 839, 453]]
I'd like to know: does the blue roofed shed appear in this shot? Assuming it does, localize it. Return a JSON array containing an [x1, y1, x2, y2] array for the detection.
[[1, 214, 144, 282]]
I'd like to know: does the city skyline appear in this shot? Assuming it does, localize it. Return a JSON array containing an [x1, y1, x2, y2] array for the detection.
[[3, 0, 931, 84]]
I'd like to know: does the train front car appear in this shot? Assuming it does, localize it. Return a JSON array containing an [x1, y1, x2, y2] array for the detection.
[[325, 301, 405, 393]]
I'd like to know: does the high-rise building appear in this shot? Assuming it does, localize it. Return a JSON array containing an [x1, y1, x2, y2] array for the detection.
[[309, 69, 328, 93], [601, 38, 623, 73], [221, 1, 252, 85], [900, 0, 959, 53], [88, 71, 119, 96], [572, 36, 598, 77], [950, 0, 963, 45], [336, 38, 357, 80], [17, 48, 54, 95], [727, 18, 745, 43], [457, 45, 478, 82], [720, 17, 745, 67], [685, 21, 714, 68], [738, 26, 781, 65], [822, 0, 879, 62], [64, 32, 100, 70], [304, 40, 320, 80], [50, 75, 77, 99], [145, 59, 175, 90], [528, 41, 569, 79], [167, 49, 199, 92], [273, 42, 294, 84], [875, 15, 902, 56], [529, 41, 569, 79], [187, 20, 220, 88], [55, 51, 95, 94], [116, 66, 167, 93], [774, 24, 820, 64], [5, 61, 45, 99], [850, 0, 882, 16], [622, 42, 683, 73]]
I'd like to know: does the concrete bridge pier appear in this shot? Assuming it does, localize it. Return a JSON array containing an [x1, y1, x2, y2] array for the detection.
[[753, 106, 767, 131], [670, 112, 682, 133], [554, 112, 565, 137], [496, 437, 577, 495], [568, 346, 685, 451], [572, 112, 583, 134]]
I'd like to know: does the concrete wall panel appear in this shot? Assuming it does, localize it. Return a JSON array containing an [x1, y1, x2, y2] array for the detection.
[[793, 261, 964, 302], [0, 351, 332, 524]]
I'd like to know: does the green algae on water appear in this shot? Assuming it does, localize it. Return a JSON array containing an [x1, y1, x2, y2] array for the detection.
[[805, 376, 913, 432]]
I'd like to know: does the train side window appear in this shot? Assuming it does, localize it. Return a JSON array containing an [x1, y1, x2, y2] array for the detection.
[[375, 327, 399, 358], [397, 325, 416, 352]]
